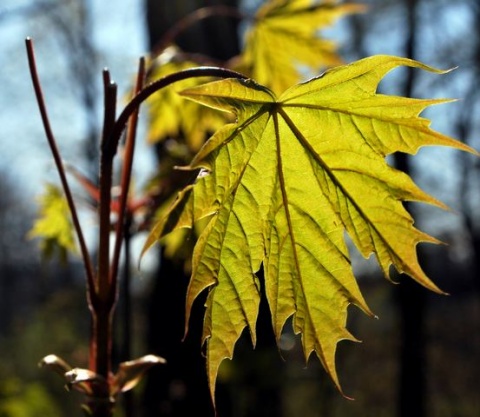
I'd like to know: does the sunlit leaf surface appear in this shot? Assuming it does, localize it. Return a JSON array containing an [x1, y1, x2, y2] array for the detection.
[[145, 55, 476, 400]]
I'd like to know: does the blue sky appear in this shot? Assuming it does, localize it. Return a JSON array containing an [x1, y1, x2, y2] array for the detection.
[[0, 0, 151, 198], [0, 0, 476, 241]]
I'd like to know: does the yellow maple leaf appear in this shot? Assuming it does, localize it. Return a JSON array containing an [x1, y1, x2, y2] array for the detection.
[[237, 0, 365, 94], [144, 55, 477, 401]]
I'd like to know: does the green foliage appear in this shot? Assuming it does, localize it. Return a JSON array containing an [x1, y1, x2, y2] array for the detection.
[[146, 47, 228, 151], [145, 55, 477, 398], [0, 379, 62, 417], [28, 183, 77, 261], [237, 0, 365, 94]]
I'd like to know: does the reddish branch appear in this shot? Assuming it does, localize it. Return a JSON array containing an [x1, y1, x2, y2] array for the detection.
[[25, 38, 96, 300], [26, 35, 247, 417]]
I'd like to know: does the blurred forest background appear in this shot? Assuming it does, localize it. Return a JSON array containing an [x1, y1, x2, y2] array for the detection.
[[0, 0, 479, 417]]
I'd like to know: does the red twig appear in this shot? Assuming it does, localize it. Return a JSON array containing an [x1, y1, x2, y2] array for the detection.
[[90, 69, 117, 382], [98, 69, 117, 299], [27, 37, 248, 416], [103, 66, 248, 158], [110, 57, 146, 296], [25, 37, 96, 300]]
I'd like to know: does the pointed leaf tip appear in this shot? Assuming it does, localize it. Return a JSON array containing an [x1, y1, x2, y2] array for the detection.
[[111, 354, 166, 395], [39, 354, 72, 376]]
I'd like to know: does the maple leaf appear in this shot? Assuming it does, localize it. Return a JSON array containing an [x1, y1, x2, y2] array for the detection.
[[144, 55, 477, 400], [29, 183, 78, 261], [237, 0, 365, 94]]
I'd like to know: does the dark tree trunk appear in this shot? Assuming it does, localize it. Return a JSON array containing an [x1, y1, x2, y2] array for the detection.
[[143, 250, 216, 417], [145, 0, 241, 61], [456, 0, 480, 297], [394, 1, 427, 417], [395, 244, 427, 417], [142, 2, 241, 416]]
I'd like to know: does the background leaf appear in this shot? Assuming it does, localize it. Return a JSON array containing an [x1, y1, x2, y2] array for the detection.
[[146, 46, 229, 152], [236, 0, 365, 94], [28, 183, 78, 261]]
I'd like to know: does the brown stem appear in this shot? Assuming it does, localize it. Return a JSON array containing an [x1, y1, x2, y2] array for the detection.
[[103, 66, 248, 158], [28, 41, 247, 415], [91, 303, 114, 381], [91, 70, 117, 381], [86, 314, 115, 416], [25, 38, 96, 301], [112, 59, 146, 417], [110, 57, 145, 295], [121, 213, 134, 417], [98, 70, 117, 296]]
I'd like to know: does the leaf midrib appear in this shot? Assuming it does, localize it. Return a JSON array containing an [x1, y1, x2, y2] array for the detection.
[[277, 107, 405, 271]]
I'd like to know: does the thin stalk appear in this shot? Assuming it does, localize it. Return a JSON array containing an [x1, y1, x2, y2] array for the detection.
[[109, 57, 145, 294], [28, 42, 247, 415], [109, 59, 145, 417], [91, 70, 117, 381], [121, 213, 133, 417], [103, 66, 248, 158], [25, 38, 96, 299], [98, 70, 117, 299]]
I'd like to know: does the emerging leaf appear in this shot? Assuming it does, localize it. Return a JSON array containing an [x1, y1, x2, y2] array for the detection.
[[39, 354, 72, 377], [64, 368, 107, 395], [111, 354, 166, 396], [237, 0, 365, 94], [145, 55, 477, 400], [39, 355, 95, 396], [28, 183, 78, 260]]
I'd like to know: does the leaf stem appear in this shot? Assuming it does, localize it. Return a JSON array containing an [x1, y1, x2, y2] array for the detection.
[[103, 66, 248, 158], [25, 37, 96, 300]]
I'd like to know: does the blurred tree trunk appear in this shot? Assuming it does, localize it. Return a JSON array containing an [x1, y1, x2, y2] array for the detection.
[[143, 250, 217, 417], [457, 1, 480, 296], [394, 1, 427, 417], [142, 1, 240, 416], [145, 0, 240, 60], [455, 4, 480, 389]]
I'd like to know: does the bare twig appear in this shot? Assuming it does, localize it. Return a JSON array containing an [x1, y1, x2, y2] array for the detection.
[[104, 66, 248, 158], [25, 37, 96, 300], [110, 57, 146, 294], [97, 69, 117, 300], [90, 69, 118, 382]]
